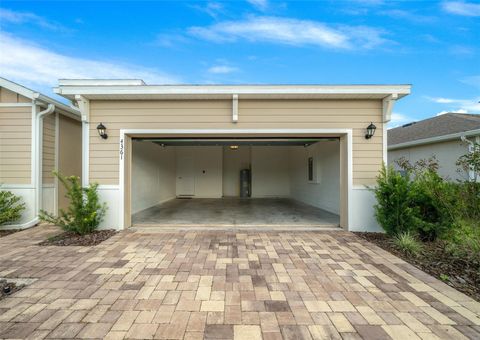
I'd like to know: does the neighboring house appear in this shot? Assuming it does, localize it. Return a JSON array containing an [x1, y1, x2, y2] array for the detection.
[[0, 78, 82, 229], [388, 113, 480, 181], [55, 80, 410, 232]]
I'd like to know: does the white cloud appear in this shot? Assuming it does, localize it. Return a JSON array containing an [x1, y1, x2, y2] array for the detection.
[[461, 75, 480, 89], [190, 2, 225, 18], [388, 112, 415, 128], [0, 8, 70, 32], [442, 1, 480, 16], [247, 0, 269, 10], [427, 96, 480, 113], [207, 65, 239, 74], [188, 16, 386, 49], [380, 9, 435, 23], [0, 33, 179, 93]]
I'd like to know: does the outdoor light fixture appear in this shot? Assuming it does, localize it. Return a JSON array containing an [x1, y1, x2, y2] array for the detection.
[[365, 122, 376, 139], [229, 145, 239, 150], [97, 123, 108, 139]]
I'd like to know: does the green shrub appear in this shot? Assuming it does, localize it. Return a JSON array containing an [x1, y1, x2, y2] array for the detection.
[[40, 173, 107, 235], [394, 231, 423, 256], [0, 188, 25, 225], [371, 164, 417, 236], [409, 170, 456, 241], [444, 219, 480, 261]]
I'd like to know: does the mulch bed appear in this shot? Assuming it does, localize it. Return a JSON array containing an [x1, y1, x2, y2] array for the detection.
[[0, 279, 24, 300], [355, 232, 480, 301], [38, 230, 117, 246], [0, 230, 20, 238]]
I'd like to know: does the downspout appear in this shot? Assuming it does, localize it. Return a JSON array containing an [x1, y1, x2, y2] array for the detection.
[[34, 99, 55, 223]]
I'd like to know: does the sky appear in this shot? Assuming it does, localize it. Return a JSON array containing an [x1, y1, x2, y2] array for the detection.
[[0, 0, 479, 127]]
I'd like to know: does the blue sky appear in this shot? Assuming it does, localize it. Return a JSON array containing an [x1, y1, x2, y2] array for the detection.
[[0, 0, 479, 126]]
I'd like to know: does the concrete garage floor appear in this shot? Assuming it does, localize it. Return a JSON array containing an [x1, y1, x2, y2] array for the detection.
[[132, 198, 340, 230]]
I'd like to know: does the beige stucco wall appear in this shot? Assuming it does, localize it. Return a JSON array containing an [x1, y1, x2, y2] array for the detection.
[[388, 139, 470, 181], [0, 87, 32, 185], [57, 114, 82, 210], [88, 99, 384, 186]]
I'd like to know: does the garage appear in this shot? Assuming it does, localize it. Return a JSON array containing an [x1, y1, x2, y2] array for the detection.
[[130, 137, 341, 229]]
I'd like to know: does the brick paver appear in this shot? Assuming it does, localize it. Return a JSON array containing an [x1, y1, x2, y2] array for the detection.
[[0, 225, 479, 339]]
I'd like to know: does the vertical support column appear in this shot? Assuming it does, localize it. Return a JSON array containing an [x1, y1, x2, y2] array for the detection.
[[123, 135, 132, 228], [339, 135, 348, 229], [232, 94, 238, 123], [76, 95, 90, 187]]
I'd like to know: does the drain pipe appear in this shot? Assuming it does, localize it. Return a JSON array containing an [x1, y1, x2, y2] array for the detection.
[[34, 99, 55, 223]]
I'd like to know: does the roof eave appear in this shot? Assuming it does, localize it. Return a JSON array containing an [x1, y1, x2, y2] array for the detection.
[[388, 128, 480, 150]]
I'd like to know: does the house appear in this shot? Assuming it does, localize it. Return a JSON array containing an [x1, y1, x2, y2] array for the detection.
[[388, 113, 480, 181], [0, 78, 82, 229], [55, 80, 410, 232]]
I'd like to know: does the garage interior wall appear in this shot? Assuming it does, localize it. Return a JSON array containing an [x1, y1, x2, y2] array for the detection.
[[131, 140, 340, 216], [131, 140, 175, 214]]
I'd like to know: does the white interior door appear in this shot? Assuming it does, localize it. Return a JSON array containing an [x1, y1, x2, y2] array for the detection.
[[176, 150, 195, 196]]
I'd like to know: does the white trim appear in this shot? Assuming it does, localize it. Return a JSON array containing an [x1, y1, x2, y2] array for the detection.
[[118, 128, 353, 230], [0, 103, 33, 107], [389, 129, 480, 150], [54, 112, 59, 215], [382, 93, 398, 123], [383, 123, 388, 164], [55, 83, 411, 100], [82, 122, 90, 187], [98, 185, 120, 190], [232, 94, 238, 123], [0, 218, 39, 230], [30, 103, 37, 186], [0, 184, 35, 189]]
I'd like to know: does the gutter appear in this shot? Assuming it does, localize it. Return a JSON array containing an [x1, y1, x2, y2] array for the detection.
[[388, 129, 480, 151]]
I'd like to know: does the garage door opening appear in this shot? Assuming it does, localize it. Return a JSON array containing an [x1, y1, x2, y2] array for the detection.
[[129, 137, 341, 229]]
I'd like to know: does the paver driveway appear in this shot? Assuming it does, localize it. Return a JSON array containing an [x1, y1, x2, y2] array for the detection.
[[0, 226, 479, 339]]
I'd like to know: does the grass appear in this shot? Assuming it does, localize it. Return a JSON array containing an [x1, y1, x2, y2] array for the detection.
[[394, 231, 423, 256]]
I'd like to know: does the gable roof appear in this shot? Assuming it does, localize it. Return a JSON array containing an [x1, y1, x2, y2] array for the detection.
[[0, 77, 80, 118], [388, 113, 480, 149]]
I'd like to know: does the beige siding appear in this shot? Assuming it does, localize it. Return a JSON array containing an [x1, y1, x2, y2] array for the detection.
[[0, 106, 32, 184], [0, 88, 30, 103], [42, 113, 56, 184], [89, 99, 385, 185], [58, 115, 82, 210]]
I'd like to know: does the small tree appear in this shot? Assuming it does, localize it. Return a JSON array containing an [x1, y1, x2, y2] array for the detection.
[[40, 173, 107, 235], [0, 188, 25, 225], [456, 141, 480, 220], [371, 164, 417, 236]]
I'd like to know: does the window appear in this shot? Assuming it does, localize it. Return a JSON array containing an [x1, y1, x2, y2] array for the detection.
[[308, 157, 313, 181]]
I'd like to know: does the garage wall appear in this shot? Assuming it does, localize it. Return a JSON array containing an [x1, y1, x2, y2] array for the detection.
[[132, 141, 175, 214], [176, 146, 223, 198], [89, 99, 383, 186], [223, 146, 251, 197], [251, 146, 290, 197], [388, 140, 469, 181], [289, 141, 340, 214]]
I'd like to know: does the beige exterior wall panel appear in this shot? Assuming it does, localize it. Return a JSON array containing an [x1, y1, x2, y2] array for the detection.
[[0, 88, 30, 103], [0, 106, 32, 184], [42, 113, 56, 184], [57, 115, 82, 210], [88, 99, 385, 185]]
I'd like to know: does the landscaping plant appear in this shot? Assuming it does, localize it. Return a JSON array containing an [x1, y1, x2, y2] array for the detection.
[[0, 188, 25, 225], [394, 231, 423, 256], [371, 164, 417, 236], [40, 172, 107, 235]]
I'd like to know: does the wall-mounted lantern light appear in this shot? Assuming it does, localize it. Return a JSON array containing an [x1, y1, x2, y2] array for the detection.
[[97, 123, 108, 139], [365, 122, 376, 139]]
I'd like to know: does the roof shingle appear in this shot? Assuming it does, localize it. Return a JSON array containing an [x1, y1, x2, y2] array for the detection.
[[388, 113, 480, 146]]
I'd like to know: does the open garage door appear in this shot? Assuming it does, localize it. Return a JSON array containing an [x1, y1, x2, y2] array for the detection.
[[127, 136, 343, 230]]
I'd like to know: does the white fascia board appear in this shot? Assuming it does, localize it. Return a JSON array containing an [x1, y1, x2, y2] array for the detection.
[[55, 84, 411, 99], [58, 79, 146, 86], [34, 93, 80, 118], [388, 129, 480, 150]]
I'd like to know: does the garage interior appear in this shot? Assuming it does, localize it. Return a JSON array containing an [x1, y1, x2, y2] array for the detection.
[[131, 137, 341, 229]]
